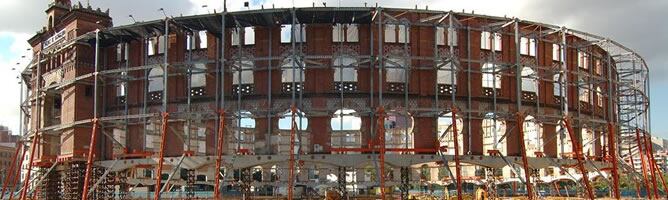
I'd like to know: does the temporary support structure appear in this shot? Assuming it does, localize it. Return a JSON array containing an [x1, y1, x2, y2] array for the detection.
[[643, 130, 659, 198], [635, 128, 652, 198], [0, 141, 22, 199], [376, 107, 387, 200], [516, 113, 534, 200], [451, 107, 463, 200], [153, 112, 170, 200], [213, 110, 225, 199], [19, 134, 39, 200], [81, 119, 100, 200], [563, 117, 594, 200], [288, 105, 297, 200], [607, 123, 620, 199]]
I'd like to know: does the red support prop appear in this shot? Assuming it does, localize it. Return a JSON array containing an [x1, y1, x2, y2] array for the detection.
[[19, 133, 39, 200], [376, 107, 386, 200], [516, 113, 534, 200], [81, 118, 100, 200], [154, 112, 170, 200], [643, 131, 659, 199], [288, 105, 297, 200], [452, 107, 463, 200], [635, 128, 652, 199], [8, 141, 27, 200], [627, 147, 641, 199], [607, 123, 620, 199], [1, 141, 22, 199], [213, 110, 225, 199], [563, 117, 594, 200], [646, 131, 668, 199]]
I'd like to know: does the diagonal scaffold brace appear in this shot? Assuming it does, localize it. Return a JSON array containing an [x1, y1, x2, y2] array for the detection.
[[516, 113, 535, 200], [451, 106, 463, 200], [154, 112, 170, 200], [288, 105, 298, 200], [0, 140, 22, 199], [635, 128, 653, 199], [81, 118, 100, 200], [19, 132, 40, 200], [376, 106, 387, 200], [607, 122, 620, 200], [563, 116, 594, 200], [214, 110, 226, 199]]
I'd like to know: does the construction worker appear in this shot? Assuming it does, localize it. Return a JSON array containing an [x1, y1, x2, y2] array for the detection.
[[475, 186, 489, 200]]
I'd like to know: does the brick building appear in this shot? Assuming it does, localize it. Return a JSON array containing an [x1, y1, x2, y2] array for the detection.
[[15, 0, 651, 199]]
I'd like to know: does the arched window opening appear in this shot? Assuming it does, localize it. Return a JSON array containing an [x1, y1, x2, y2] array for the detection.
[[553, 74, 562, 98], [331, 109, 362, 150], [523, 115, 542, 157], [385, 57, 408, 92], [277, 109, 309, 155], [438, 112, 464, 155], [521, 67, 538, 101], [281, 57, 305, 93], [278, 109, 308, 131], [481, 113, 513, 179], [482, 63, 502, 97], [333, 55, 358, 91], [116, 71, 127, 104], [578, 77, 590, 103], [331, 109, 361, 131], [190, 63, 206, 97], [232, 111, 256, 153], [582, 128, 595, 156], [44, 90, 62, 127], [385, 111, 414, 151], [148, 67, 164, 101], [437, 63, 457, 95], [233, 59, 254, 95], [596, 87, 604, 107], [481, 31, 502, 51]]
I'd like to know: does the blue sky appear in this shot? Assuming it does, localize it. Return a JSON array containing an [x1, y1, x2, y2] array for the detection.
[[0, 0, 665, 138]]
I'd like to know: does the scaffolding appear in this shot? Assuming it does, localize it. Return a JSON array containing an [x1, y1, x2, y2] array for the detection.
[[12, 5, 653, 200]]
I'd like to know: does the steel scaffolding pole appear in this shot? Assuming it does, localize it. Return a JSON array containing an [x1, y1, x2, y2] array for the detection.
[[452, 107, 462, 200], [0, 141, 21, 199], [288, 105, 297, 200], [376, 107, 387, 200], [80, 119, 100, 200], [516, 113, 534, 200], [643, 131, 659, 198], [153, 112, 169, 200], [607, 122, 620, 199], [81, 28, 101, 200], [8, 141, 27, 200], [213, 110, 225, 199], [563, 117, 594, 200], [19, 134, 39, 200], [635, 128, 652, 199]]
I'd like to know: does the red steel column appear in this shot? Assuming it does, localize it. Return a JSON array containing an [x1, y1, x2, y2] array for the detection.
[[8, 141, 27, 200], [516, 113, 534, 200], [452, 107, 462, 200], [628, 147, 641, 199], [154, 112, 170, 200], [213, 110, 225, 199], [635, 128, 652, 199], [287, 105, 296, 200], [0, 141, 22, 199], [19, 133, 39, 200], [563, 117, 594, 200], [607, 123, 620, 199], [81, 119, 100, 200], [377, 107, 386, 200], [643, 131, 659, 199]]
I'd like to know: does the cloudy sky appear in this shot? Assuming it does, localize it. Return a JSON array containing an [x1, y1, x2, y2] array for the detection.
[[0, 0, 666, 137]]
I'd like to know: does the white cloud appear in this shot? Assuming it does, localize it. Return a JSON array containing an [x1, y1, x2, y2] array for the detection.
[[0, 32, 32, 135]]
